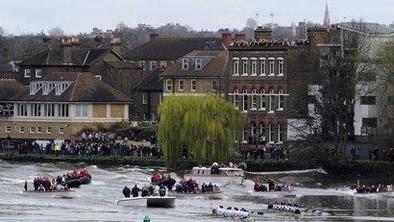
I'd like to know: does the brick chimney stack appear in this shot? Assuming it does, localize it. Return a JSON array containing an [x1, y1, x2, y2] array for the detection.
[[234, 33, 246, 42], [149, 33, 159, 41], [221, 33, 232, 47], [61, 37, 73, 64], [110, 37, 122, 55], [255, 26, 272, 41]]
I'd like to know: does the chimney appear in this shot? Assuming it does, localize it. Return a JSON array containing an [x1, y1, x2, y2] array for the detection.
[[149, 33, 159, 41], [70, 37, 80, 47], [221, 33, 232, 47], [110, 37, 122, 55], [94, 35, 103, 48], [234, 33, 246, 42], [255, 26, 272, 41], [61, 37, 72, 64]]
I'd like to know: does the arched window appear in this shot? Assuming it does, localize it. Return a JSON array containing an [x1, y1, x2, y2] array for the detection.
[[268, 58, 275, 76], [233, 88, 239, 109], [241, 58, 248, 76], [242, 88, 248, 111], [269, 88, 275, 112], [232, 58, 239, 76], [260, 88, 266, 110], [278, 88, 284, 110], [269, 123, 275, 143], [259, 122, 266, 143], [259, 58, 266, 76], [251, 58, 257, 76], [251, 88, 257, 110], [278, 123, 285, 143], [277, 57, 284, 76]]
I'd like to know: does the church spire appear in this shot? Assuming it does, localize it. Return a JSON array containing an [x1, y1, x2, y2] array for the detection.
[[323, 2, 330, 27]]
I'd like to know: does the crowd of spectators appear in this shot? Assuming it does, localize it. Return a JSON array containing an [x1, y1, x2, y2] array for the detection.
[[239, 144, 286, 160], [368, 147, 394, 162]]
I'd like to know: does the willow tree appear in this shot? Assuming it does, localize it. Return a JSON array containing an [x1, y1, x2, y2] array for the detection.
[[158, 95, 246, 169]]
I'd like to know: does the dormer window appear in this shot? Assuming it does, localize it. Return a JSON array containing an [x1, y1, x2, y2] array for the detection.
[[24, 69, 31, 78], [195, 58, 202, 70], [149, 61, 157, 70], [35, 69, 42, 78], [182, 58, 189, 70]]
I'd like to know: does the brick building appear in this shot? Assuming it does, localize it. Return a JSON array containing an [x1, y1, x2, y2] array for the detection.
[[162, 50, 228, 97], [0, 72, 131, 140]]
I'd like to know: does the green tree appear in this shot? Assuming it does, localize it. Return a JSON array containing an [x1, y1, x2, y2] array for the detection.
[[158, 95, 246, 169]]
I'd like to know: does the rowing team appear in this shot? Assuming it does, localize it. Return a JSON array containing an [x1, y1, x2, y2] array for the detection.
[[268, 203, 301, 214], [212, 206, 250, 219]]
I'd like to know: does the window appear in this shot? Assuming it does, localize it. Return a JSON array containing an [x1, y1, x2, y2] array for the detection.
[[259, 58, 266, 76], [75, 104, 88, 118], [268, 123, 274, 142], [259, 122, 266, 142], [58, 104, 69, 117], [30, 127, 35, 134], [242, 126, 248, 143], [195, 58, 202, 70], [251, 58, 257, 76], [269, 88, 275, 112], [5, 126, 11, 133], [94, 75, 102, 80], [233, 88, 239, 109], [31, 104, 41, 117], [149, 61, 157, 70], [191, 80, 197, 92], [44, 104, 55, 117], [37, 127, 42, 134], [140, 61, 146, 70], [277, 58, 284, 76], [35, 69, 42, 78], [212, 80, 218, 92], [241, 58, 248, 76], [182, 58, 189, 70], [251, 89, 257, 110], [47, 127, 52, 134], [166, 79, 172, 92], [178, 80, 184, 92], [232, 58, 239, 76], [17, 104, 28, 116], [360, 96, 376, 105], [24, 69, 31, 78], [278, 123, 284, 143], [278, 89, 284, 110], [142, 93, 147, 105], [59, 127, 64, 134], [269, 58, 275, 76], [160, 61, 168, 68], [260, 89, 266, 110], [19, 126, 25, 133], [242, 89, 248, 111]]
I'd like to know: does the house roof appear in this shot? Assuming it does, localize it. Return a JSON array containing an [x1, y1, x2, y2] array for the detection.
[[0, 79, 27, 101], [125, 37, 225, 61], [0, 72, 17, 80], [19, 48, 123, 66], [162, 50, 228, 78], [0, 64, 14, 72], [134, 70, 163, 92], [9, 72, 132, 103], [104, 60, 140, 69]]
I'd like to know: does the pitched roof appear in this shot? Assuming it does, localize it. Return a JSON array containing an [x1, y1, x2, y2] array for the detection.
[[0, 79, 26, 101], [12, 72, 132, 103], [20, 48, 122, 66], [125, 37, 225, 61], [104, 60, 140, 69], [134, 70, 163, 92], [0, 64, 14, 72], [162, 51, 228, 78]]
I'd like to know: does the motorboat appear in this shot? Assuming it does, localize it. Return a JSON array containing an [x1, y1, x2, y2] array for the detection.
[[117, 196, 176, 208], [169, 190, 223, 199], [183, 167, 244, 186]]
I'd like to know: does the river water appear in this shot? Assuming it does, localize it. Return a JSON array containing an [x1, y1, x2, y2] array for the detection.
[[0, 160, 392, 222]]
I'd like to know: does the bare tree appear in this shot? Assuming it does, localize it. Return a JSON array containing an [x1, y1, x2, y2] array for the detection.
[[48, 27, 64, 37]]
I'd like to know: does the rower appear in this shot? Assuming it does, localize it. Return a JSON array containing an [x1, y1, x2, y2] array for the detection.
[[122, 185, 131, 198]]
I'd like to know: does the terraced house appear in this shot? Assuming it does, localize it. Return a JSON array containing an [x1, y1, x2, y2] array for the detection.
[[0, 72, 132, 140]]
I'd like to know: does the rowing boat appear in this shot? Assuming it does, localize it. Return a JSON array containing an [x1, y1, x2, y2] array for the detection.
[[117, 196, 176, 208]]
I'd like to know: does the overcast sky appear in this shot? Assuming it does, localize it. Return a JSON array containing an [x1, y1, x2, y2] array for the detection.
[[1, 0, 393, 35]]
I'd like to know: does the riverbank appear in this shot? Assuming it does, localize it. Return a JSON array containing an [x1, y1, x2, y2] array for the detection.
[[0, 153, 393, 176]]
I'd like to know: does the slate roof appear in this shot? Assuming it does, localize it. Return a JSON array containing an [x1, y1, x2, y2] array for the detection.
[[6, 72, 132, 103], [134, 70, 163, 92], [104, 60, 140, 69], [125, 37, 225, 61], [20, 48, 122, 66], [0, 64, 14, 72], [0, 79, 27, 101], [162, 51, 228, 78]]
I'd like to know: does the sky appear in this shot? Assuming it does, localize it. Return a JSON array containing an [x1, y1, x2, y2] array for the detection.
[[0, 0, 393, 35]]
